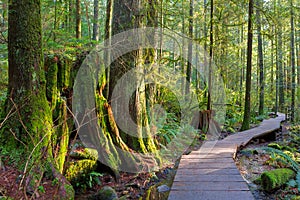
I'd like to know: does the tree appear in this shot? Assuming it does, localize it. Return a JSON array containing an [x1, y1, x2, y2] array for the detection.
[[4, 0, 50, 190], [1, 1, 75, 197], [241, 0, 254, 131], [109, 0, 157, 153], [256, 0, 265, 115], [290, 0, 295, 122], [92, 0, 99, 41], [76, 0, 81, 38], [185, 0, 193, 96], [207, 0, 213, 111]]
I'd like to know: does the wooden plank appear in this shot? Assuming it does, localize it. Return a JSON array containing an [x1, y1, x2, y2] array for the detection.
[[180, 158, 234, 163], [173, 174, 245, 182], [168, 191, 255, 200], [182, 153, 233, 159], [178, 162, 237, 169], [171, 181, 250, 191], [175, 168, 241, 175], [190, 148, 236, 154]]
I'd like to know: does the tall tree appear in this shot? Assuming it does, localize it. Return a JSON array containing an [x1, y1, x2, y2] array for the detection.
[[256, 0, 264, 115], [241, 0, 254, 131], [109, 0, 157, 153], [75, 0, 81, 38], [290, 0, 295, 122], [92, 0, 99, 41], [186, 0, 193, 95], [277, 0, 285, 111], [207, 0, 213, 111]]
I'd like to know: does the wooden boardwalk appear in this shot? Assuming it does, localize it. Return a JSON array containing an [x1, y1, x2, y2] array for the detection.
[[168, 113, 285, 200]]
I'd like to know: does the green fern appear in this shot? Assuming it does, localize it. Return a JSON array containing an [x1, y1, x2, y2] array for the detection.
[[260, 147, 299, 172], [296, 172, 300, 192]]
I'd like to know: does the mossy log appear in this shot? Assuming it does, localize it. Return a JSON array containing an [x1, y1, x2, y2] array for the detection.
[[261, 168, 295, 192]]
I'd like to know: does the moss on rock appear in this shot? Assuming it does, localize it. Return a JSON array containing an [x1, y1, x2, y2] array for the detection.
[[64, 159, 97, 186], [87, 186, 118, 200], [261, 168, 295, 192], [69, 147, 98, 161]]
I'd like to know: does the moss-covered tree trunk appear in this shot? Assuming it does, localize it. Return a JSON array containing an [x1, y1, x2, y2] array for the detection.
[[109, 0, 158, 154], [2, 1, 74, 198], [5, 0, 53, 188]]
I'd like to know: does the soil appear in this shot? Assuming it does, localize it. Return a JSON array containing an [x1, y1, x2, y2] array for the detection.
[[0, 161, 176, 200]]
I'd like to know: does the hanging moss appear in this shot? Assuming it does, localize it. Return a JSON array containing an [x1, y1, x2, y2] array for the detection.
[[261, 168, 295, 192]]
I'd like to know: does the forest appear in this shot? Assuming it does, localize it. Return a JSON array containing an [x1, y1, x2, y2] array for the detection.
[[0, 0, 299, 199]]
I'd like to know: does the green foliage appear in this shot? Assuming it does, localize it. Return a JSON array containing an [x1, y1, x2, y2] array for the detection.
[[224, 104, 243, 132], [260, 168, 295, 192], [156, 113, 180, 145], [38, 185, 45, 193], [261, 147, 299, 172]]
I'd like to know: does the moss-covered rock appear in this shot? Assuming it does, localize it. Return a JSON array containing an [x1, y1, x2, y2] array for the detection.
[[261, 168, 296, 192], [64, 159, 97, 186], [69, 147, 98, 161], [87, 186, 118, 200]]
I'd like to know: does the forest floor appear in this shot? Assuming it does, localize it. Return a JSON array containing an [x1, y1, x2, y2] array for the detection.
[[1, 122, 299, 199]]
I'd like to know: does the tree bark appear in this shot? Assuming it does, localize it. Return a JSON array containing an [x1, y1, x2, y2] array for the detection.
[[256, 0, 264, 115], [241, 0, 254, 131], [186, 0, 193, 96], [75, 0, 81, 39], [290, 0, 295, 122], [207, 0, 213, 111], [92, 0, 99, 41]]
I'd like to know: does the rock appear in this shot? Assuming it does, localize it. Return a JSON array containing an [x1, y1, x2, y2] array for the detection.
[[157, 185, 170, 193], [64, 159, 97, 185], [87, 186, 118, 200], [69, 144, 98, 161], [260, 168, 295, 192]]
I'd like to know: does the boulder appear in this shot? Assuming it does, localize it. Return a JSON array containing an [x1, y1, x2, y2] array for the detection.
[[261, 168, 295, 192]]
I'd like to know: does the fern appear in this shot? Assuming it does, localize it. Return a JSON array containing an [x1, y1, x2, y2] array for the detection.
[[260, 147, 300, 172], [296, 172, 300, 192]]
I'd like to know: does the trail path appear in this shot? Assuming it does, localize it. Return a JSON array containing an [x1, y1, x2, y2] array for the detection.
[[168, 113, 285, 200]]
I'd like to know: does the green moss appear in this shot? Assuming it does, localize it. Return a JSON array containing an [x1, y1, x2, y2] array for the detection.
[[45, 55, 58, 110], [55, 99, 69, 173], [64, 159, 97, 185], [261, 168, 296, 192], [70, 148, 98, 161], [63, 184, 75, 200]]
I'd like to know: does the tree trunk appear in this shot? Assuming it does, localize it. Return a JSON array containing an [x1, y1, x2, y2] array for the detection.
[[277, 1, 284, 111], [3, 0, 56, 194], [84, 0, 91, 40], [186, 0, 193, 96], [241, 0, 254, 131], [256, 0, 264, 115], [92, 0, 99, 41], [290, 0, 295, 122], [207, 0, 213, 111], [75, 0, 81, 39]]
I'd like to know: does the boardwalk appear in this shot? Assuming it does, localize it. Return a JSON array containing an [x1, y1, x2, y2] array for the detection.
[[168, 113, 285, 200]]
